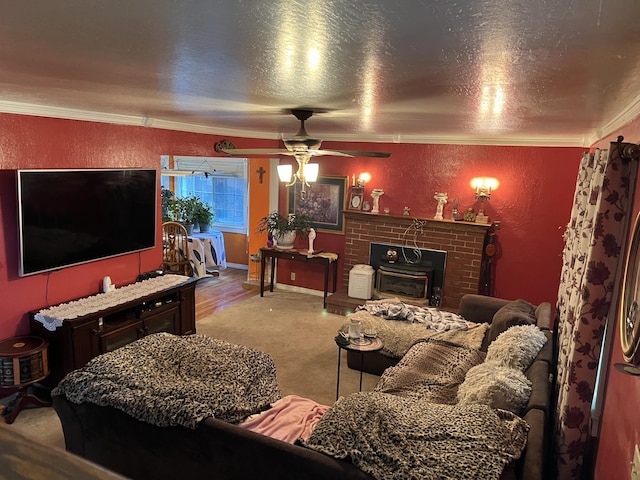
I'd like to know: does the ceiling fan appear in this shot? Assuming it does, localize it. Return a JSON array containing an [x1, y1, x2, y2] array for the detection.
[[220, 109, 391, 199], [220, 108, 392, 159]]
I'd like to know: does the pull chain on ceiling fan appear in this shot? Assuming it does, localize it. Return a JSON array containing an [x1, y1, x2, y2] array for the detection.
[[221, 109, 391, 199]]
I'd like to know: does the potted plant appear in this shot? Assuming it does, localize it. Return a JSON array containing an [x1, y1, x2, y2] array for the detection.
[[161, 187, 175, 222], [168, 195, 200, 233], [194, 200, 215, 233], [257, 211, 314, 249]]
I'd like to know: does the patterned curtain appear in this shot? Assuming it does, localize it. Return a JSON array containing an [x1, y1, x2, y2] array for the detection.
[[555, 142, 638, 478]]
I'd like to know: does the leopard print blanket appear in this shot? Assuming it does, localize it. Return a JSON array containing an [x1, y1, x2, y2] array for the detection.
[[51, 333, 281, 428], [374, 338, 486, 403], [301, 392, 528, 480]]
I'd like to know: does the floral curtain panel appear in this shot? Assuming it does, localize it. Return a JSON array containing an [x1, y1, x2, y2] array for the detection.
[[555, 142, 638, 478]]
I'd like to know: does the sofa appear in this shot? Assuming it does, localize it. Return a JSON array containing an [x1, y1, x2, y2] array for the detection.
[[52, 294, 555, 480], [347, 294, 552, 376]]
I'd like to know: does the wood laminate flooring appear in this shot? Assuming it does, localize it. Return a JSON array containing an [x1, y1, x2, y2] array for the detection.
[[195, 268, 257, 319]]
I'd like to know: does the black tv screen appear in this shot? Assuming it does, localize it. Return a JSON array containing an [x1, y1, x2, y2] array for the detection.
[[17, 169, 157, 276]]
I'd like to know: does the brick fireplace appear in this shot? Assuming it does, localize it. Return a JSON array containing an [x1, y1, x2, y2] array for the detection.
[[343, 211, 491, 310]]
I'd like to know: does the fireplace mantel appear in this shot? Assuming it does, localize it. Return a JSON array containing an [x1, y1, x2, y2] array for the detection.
[[344, 210, 494, 230], [343, 211, 493, 309]]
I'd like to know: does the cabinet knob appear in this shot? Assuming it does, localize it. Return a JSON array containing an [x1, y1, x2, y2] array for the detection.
[[91, 329, 99, 336]]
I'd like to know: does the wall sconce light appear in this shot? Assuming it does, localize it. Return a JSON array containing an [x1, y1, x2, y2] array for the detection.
[[357, 172, 371, 188], [471, 177, 499, 201], [277, 155, 319, 199]]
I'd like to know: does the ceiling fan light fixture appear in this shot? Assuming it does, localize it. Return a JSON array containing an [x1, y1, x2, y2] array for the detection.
[[305, 163, 319, 182], [277, 164, 293, 182]]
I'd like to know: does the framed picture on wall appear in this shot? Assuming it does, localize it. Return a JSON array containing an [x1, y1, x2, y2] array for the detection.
[[288, 175, 347, 233], [348, 187, 364, 211]]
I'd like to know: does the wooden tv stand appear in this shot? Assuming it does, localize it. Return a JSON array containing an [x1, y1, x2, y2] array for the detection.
[[30, 277, 198, 387]]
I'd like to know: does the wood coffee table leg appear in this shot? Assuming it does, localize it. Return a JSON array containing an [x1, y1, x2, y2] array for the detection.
[[2, 387, 51, 425]]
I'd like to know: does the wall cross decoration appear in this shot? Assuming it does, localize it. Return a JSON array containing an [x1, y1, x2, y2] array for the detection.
[[256, 166, 266, 184]]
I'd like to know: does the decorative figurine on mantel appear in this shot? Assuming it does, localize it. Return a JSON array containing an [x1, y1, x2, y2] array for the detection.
[[463, 207, 476, 222], [475, 209, 489, 224], [434, 192, 448, 220], [371, 189, 385, 213]]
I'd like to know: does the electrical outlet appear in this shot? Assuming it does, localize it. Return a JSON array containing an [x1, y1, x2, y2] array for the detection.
[[290, 272, 296, 281], [631, 444, 640, 480]]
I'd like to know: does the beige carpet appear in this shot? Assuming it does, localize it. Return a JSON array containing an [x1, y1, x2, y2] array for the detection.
[[5, 290, 379, 448], [195, 290, 379, 406]]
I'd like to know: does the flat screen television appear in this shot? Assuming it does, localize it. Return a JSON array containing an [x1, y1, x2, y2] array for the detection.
[[17, 169, 157, 276]]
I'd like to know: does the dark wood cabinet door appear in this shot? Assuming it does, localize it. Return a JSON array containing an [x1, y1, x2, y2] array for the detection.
[[98, 321, 144, 353], [71, 320, 101, 371], [143, 305, 180, 335]]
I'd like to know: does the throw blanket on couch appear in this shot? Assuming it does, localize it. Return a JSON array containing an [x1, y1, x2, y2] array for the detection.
[[301, 392, 528, 480], [52, 333, 281, 428], [343, 310, 489, 359], [356, 299, 471, 331], [374, 338, 486, 402]]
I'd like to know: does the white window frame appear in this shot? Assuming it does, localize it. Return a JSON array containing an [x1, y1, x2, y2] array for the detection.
[[161, 155, 248, 234]]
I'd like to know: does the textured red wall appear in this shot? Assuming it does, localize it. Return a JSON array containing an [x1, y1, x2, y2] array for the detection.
[[592, 119, 640, 480]]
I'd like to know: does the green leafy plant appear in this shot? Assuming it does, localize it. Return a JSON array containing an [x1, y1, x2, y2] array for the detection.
[[257, 211, 314, 237], [168, 195, 200, 225], [161, 187, 175, 222], [194, 200, 214, 226]]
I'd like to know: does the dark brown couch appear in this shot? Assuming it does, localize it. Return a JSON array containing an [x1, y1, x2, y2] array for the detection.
[[347, 294, 555, 480], [53, 294, 554, 480]]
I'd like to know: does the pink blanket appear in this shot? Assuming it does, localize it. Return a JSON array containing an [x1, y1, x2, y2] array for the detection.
[[239, 395, 329, 443]]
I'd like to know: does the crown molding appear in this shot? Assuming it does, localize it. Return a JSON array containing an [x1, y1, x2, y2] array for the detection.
[[589, 92, 640, 146], [0, 99, 620, 148]]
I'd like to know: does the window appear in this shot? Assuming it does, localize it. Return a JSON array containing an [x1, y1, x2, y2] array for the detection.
[[161, 156, 248, 234]]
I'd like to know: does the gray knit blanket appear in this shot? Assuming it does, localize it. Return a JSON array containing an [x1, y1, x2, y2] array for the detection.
[[301, 392, 528, 480], [374, 338, 486, 402], [357, 299, 471, 331], [343, 310, 489, 359], [52, 333, 281, 428]]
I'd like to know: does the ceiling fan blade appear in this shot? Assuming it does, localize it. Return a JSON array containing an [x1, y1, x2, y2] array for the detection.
[[306, 149, 353, 158], [221, 148, 296, 156], [331, 150, 392, 158], [221, 147, 390, 158]]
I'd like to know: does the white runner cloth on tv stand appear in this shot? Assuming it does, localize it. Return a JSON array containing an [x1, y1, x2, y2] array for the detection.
[[34, 274, 190, 332]]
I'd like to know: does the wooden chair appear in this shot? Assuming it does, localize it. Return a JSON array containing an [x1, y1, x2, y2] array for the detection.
[[162, 222, 193, 276]]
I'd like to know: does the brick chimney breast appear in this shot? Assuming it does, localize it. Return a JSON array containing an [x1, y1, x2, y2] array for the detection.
[[344, 211, 491, 310]]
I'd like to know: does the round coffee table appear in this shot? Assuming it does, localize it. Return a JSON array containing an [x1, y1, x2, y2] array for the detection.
[[335, 336, 383, 400]]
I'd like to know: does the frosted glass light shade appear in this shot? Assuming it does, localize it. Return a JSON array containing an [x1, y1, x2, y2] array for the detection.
[[306, 163, 319, 182], [277, 164, 293, 182]]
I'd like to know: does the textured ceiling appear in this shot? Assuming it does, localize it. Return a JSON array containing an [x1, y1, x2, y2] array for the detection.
[[1, 0, 640, 146]]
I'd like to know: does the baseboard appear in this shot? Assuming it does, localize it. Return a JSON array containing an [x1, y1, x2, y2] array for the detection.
[[275, 283, 324, 297], [226, 263, 248, 270]]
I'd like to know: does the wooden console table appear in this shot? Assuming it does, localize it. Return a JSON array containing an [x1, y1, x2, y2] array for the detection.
[[259, 248, 339, 308]]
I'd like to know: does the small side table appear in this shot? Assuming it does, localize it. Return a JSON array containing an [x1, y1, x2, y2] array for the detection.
[[335, 336, 383, 400], [0, 336, 51, 424]]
